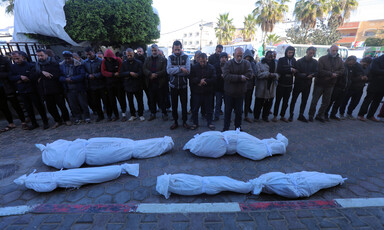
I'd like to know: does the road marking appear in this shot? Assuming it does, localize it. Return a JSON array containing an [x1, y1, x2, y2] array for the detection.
[[1, 198, 384, 216], [0, 205, 34, 216], [136, 202, 241, 213], [335, 198, 384, 208]]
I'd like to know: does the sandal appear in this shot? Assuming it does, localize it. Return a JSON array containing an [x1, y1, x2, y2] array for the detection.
[[21, 123, 29, 130], [208, 124, 215, 130], [189, 125, 198, 130], [1, 125, 16, 133]]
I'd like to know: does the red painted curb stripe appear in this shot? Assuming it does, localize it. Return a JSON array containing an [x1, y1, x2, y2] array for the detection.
[[31, 203, 138, 214], [239, 200, 340, 211]]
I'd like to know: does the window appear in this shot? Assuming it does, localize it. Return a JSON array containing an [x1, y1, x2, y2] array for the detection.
[[189, 33, 192, 37], [183, 33, 187, 37], [189, 41, 192, 45], [184, 41, 187, 45], [364, 29, 377, 37], [196, 32, 200, 36], [195, 41, 199, 45]]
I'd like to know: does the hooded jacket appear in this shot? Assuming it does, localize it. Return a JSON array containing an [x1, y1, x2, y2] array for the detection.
[[255, 58, 279, 99], [0, 56, 15, 95], [167, 51, 190, 89], [143, 55, 168, 88], [316, 53, 345, 88], [59, 59, 86, 92], [277, 46, 296, 87], [120, 58, 143, 92], [367, 54, 384, 94], [101, 49, 122, 88], [33, 57, 63, 96], [223, 58, 253, 97], [294, 56, 318, 89], [83, 56, 105, 90], [242, 49, 257, 90], [190, 62, 216, 94]]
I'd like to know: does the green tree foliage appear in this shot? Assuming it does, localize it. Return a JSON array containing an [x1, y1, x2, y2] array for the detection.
[[253, 0, 289, 43], [266, 33, 281, 45], [310, 18, 341, 45], [215, 13, 236, 45], [365, 38, 384, 47], [243, 14, 257, 42], [294, 0, 328, 43], [285, 26, 308, 44], [64, 0, 159, 47], [1, 0, 14, 14], [329, 0, 358, 27]]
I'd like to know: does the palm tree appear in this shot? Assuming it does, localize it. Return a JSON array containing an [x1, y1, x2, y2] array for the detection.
[[243, 14, 257, 42], [253, 0, 289, 46], [294, 0, 329, 43], [215, 13, 236, 45], [1, 0, 14, 14], [266, 33, 282, 45], [329, 0, 358, 26]]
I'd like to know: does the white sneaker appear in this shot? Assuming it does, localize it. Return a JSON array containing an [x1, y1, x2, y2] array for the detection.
[[128, 116, 137, 122], [139, 116, 145, 121]]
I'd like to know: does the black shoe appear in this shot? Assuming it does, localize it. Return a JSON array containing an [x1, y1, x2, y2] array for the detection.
[[330, 115, 341, 121], [315, 116, 325, 123], [183, 123, 191, 129], [170, 123, 179, 130], [28, 123, 39, 130], [297, 115, 308, 122], [308, 117, 314, 122], [43, 123, 50, 130], [262, 117, 269, 122], [148, 114, 156, 121], [162, 114, 168, 121], [96, 116, 104, 122], [288, 116, 293, 122]]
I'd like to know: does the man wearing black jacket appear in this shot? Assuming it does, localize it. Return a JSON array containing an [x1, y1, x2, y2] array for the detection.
[[120, 48, 145, 122], [213, 52, 228, 121], [34, 49, 71, 128], [190, 53, 216, 130], [208, 45, 223, 67], [1, 54, 27, 130], [325, 56, 362, 120], [9, 51, 50, 130], [358, 54, 384, 121], [84, 47, 109, 122], [289, 47, 317, 122], [273, 46, 296, 122], [339, 57, 367, 119]]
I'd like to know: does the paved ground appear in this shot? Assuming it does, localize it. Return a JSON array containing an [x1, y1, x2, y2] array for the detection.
[[0, 90, 383, 228]]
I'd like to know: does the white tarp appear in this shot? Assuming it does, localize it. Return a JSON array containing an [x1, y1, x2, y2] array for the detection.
[[13, 0, 160, 46], [14, 163, 139, 192], [13, 0, 79, 46], [156, 171, 346, 199], [183, 130, 288, 160], [36, 136, 174, 169]]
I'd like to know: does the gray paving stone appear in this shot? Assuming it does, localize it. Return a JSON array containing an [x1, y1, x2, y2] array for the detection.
[[267, 210, 284, 220], [140, 223, 157, 230], [249, 212, 273, 230], [141, 214, 158, 223], [204, 213, 222, 222], [124, 180, 140, 191], [76, 214, 94, 223], [66, 189, 87, 202], [106, 223, 124, 230], [236, 221, 258, 230], [2, 190, 23, 203], [39, 224, 59, 230], [133, 188, 149, 201], [105, 183, 124, 195], [87, 186, 105, 198], [72, 223, 92, 230], [94, 194, 113, 204], [172, 222, 189, 230], [268, 220, 289, 230], [125, 214, 140, 229]]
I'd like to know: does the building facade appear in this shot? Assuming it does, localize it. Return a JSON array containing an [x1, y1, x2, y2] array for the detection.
[[336, 19, 384, 47]]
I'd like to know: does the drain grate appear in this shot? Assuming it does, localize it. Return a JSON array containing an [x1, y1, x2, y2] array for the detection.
[[0, 164, 19, 180]]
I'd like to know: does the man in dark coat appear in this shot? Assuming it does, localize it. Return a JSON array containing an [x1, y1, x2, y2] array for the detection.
[[143, 44, 168, 121], [222, 47, 253, 131], [120, 48, 145, 121], [189, 53, 216, 130]]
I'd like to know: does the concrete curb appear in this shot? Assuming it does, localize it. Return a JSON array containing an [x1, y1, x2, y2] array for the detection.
[[1, 198, 384, 216]]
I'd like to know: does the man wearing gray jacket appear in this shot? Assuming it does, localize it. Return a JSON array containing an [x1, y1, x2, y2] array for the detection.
[[222, 47, 253, 131], [167, 40, 191, 130]]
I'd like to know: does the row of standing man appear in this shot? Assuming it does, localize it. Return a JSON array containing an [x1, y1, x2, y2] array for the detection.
[[0, 42, 383, 132]]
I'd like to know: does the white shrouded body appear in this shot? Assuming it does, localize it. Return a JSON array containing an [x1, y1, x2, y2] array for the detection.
[[14, 163, 139, 192], [36, 136, 174, 169], [183, 130, 288, 160]]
